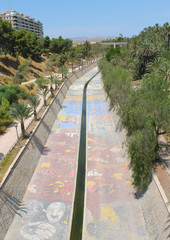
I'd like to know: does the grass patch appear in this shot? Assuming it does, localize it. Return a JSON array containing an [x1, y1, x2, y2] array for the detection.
[[0, 151, 16, 181], [0, 120, 13, 134]]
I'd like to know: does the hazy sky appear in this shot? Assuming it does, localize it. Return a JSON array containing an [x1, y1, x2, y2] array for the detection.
[[1, 0, 170, 38]]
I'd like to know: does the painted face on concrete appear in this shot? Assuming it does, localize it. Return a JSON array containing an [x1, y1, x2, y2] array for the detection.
[[46, 202, 66, 223], [27, 199, 43, 217]]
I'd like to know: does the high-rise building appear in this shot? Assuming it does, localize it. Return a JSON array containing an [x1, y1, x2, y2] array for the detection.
[[0, 10, 43, 38]]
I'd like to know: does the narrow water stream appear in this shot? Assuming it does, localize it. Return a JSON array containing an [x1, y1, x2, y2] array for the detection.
[[70, 72, 99, 240]]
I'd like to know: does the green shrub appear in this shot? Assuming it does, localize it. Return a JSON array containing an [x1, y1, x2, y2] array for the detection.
[[127, 128, 158, 190]]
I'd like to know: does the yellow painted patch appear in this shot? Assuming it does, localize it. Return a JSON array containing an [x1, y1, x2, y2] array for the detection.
[[56, 129, 60, 133], [64, 180, 68, 182], [49, 184, 53, 186], [127, 232, 136, 240], [90, 116, 93, 123], [106, 155, 110, 158], [40, 163, 51, 168], [21, 220, 24, 223], [101, 205, 118, 225], [55, 181, 64, 187], [58, 116, 66, 121], [54, 189, 59, 193], [87, 181, 95, 186], [67, 192, 71, 195], [113, 173, 122, 180], [64, 221, 67, 224], [88, 138, 96, 143], [126, 181, 132, 185], [66, 149, 71, 152]]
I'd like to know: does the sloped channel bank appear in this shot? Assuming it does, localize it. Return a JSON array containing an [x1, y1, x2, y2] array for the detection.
[[104, 99, 170, 239], [0, 63, 97, 240]]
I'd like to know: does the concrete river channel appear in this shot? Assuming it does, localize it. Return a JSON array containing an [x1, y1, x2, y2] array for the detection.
[[4, 67, 149, 240]]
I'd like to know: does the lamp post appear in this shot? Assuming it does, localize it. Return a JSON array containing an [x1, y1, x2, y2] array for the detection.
[[14, 123, 21, 148]]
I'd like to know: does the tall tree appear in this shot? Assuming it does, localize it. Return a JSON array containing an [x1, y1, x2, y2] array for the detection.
[[56, 54, 67, 68], [13, 30, 42, 61], [0, 18, 14, 56], [43, 36, 51, 50], [50, 36, 72, 54], [67, 48, 76, 72]]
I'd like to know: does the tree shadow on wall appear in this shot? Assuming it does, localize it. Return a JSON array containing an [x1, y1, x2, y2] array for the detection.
[[0, 190, 27, 217]]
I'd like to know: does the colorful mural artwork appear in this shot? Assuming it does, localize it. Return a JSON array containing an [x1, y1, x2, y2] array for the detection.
[[83, 73, 148, 240], [4, 68, 99, 240]]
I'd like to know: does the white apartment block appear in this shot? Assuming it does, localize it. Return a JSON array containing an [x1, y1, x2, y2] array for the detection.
[[0, 10, 43, 38]]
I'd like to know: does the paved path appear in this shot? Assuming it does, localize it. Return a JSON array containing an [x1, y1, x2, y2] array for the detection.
[[4, 68, 98, 240], [0, 92, 50, 161], [83, 73, 148, 240]]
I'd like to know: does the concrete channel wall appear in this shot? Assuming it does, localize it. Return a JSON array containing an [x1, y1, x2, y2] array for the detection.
[[140, 180, 170, 240], [0, 63, 97, 240], [112, 114, 170, 239]]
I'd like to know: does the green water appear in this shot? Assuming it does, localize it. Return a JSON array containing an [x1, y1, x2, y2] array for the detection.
[[70, 72, 99, 240]]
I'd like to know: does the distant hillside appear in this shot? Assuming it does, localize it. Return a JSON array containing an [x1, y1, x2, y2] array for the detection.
[[72, 36, 116, 44]]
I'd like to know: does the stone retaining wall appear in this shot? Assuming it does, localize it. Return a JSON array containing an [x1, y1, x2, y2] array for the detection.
[[140, 180, 170, 240], [0, 63, 97, 240]]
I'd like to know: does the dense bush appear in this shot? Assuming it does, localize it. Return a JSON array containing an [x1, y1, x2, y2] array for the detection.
[[98, 56, 170, 190], [127, 127, 158, 190], [0, 85, 28, 104]]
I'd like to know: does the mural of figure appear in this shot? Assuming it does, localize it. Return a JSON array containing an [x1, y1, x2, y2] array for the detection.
[[20, 222, 56, 240], [45, 202, 66, 223], [19, 200, 68, 240]]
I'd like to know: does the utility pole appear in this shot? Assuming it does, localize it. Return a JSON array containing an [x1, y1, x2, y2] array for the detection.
[[14, 123, 21, 148], [168, 34, 170, 51]]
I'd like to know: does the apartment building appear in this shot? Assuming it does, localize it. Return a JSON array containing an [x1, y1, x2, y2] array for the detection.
[[0, 10, 43, 38]]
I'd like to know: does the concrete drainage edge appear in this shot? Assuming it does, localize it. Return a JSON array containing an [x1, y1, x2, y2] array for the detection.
[[152, 170, 170, 214]]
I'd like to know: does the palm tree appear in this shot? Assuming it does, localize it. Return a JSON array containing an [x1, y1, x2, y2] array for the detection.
[[9, 102, 33, 138], [35, 77, 49, 89], [67, 49, 76, 73], [49, 75, 61, 90], [38, 87, 50, 106], [59, 65, 68, 80], [147, 57, 165, 73], [135, 40, 157, 78], [28, 94, 40, 120], [54, 76, 61, 90], [158, 61, 170, 81], [48, 75, 54, 97]]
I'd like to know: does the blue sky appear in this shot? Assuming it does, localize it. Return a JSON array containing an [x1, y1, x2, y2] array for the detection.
[[1, 0, 170, 38]]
